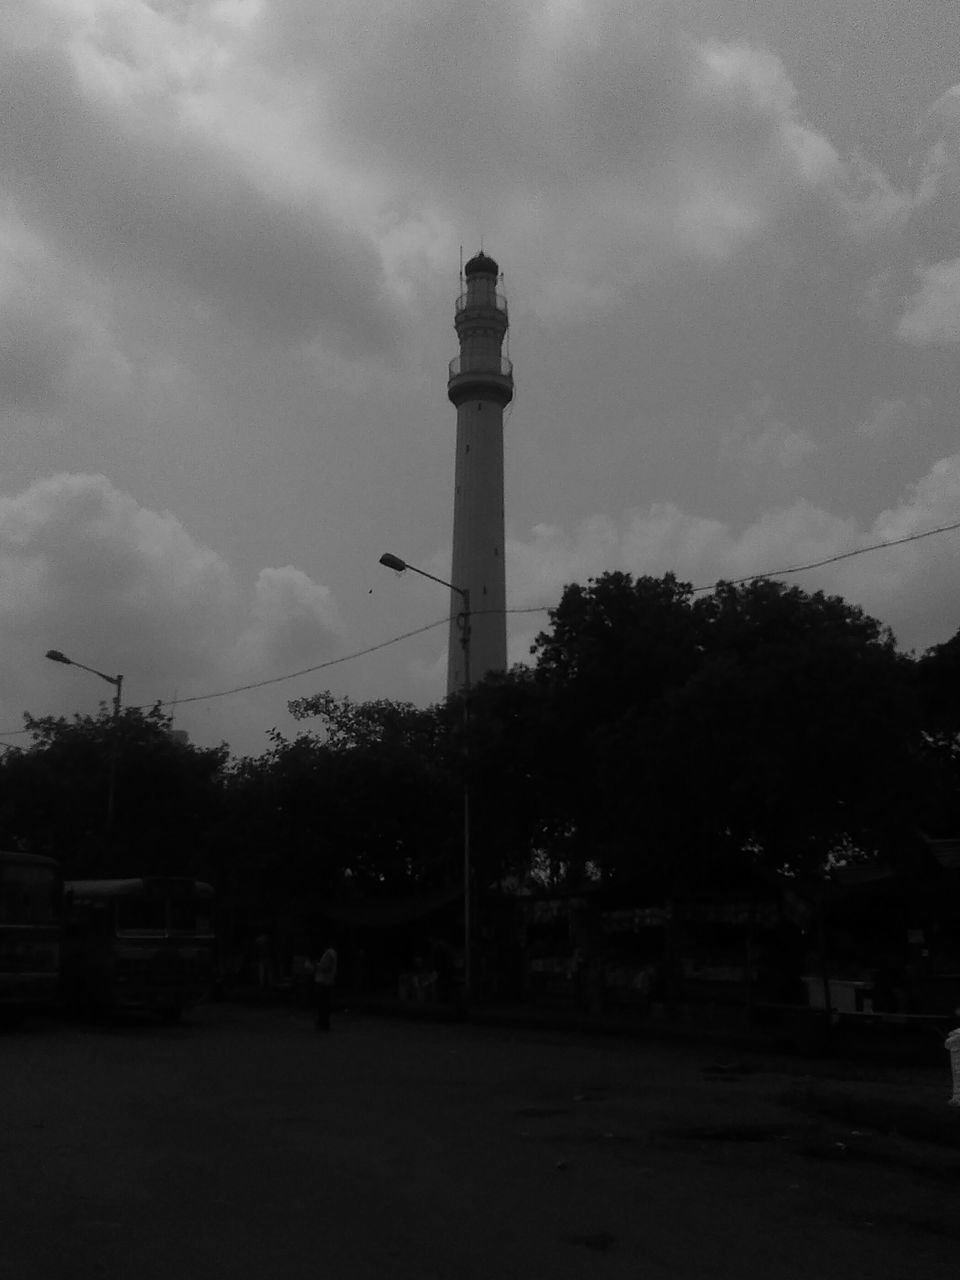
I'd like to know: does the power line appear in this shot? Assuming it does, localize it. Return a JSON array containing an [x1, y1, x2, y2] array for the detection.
[[503, 516, 960, 613], [0, 616, 450, 735], [690, 516, 960, 592], [134, 616, 451, 711], [2, 514, 958, 736]]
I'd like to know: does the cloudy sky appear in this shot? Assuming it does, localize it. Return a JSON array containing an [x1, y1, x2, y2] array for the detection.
[[3, 0, 960, 757]]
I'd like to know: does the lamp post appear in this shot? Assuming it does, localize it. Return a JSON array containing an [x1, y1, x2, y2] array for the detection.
[[379, 552, 473, 1005], [46, 649, 123, 830]]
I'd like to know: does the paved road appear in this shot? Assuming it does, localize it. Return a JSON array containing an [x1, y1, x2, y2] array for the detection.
[[1, 1003, 956, 1279]]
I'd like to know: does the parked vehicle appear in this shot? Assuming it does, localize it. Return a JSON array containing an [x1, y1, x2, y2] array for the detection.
[[0, 851, 61, 1014], [61, 877, 215, 1021]]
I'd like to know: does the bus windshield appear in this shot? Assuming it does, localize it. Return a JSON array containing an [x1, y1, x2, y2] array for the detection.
[[0, 864, 58, 924], [169, 898, 213, 936], [111, 889, 214, 937], [115, 898, 167, 935], [61, 877, 215, 1018]]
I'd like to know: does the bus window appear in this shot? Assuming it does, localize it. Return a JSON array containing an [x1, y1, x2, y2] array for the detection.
[[63, 898, 112, 939], [169, 898, 213, 936], [0, 864, 58, 923], [61, 878, 216, 1018], [116, 898, 166, 935], [1, 854, 60, 1012]]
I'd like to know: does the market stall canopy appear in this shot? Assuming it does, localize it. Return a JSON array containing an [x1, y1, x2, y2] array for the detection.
[[317, 882, 464, 928]]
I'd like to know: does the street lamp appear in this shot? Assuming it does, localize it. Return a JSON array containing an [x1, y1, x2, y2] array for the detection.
[[46, 649, 124, 830], [379, 552, 473, 1005]]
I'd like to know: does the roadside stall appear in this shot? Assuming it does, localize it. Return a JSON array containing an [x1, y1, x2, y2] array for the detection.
[[596, 905, 668, 1010]]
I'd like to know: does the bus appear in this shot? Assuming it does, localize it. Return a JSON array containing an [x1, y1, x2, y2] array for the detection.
[[0, 851, 61, 1015], [61, 877, 215, 1021]]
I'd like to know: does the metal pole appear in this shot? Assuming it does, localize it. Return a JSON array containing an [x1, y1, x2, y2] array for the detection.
[[106, 674, 123, 831], [377, 556, 473, 1005], [818, 883, 832, 1041], [460, 589, 471, 1006], [46, 652, 123, 831]]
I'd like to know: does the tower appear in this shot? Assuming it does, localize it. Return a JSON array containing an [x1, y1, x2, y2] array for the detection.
[[447, 251, 513, 694]]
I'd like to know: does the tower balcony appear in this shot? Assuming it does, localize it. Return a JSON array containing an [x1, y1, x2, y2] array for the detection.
[[449, 355, 513, 379], [447, 354, 514, 407], [455, 290, 508, 318]]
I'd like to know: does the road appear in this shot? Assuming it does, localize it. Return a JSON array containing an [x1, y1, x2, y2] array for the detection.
[[1, 1001, 957, 1279]]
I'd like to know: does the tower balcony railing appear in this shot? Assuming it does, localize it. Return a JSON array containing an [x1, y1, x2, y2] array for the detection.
[[455, 290, 508, 317], [448, 354, 513, 380]]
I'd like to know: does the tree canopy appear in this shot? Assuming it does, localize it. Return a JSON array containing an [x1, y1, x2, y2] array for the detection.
[[0, 704, 228, 877], [1, 572, 956, 913], [520, 573, 923, 888]]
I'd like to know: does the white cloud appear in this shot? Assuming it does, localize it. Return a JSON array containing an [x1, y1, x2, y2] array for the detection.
[[250, 4, 910, 316], [507, 451, 960, 655], [507, 517, 621, 605], [897, 258, 960, 345], [892, 82, 960, 345], [0, 2, 396, 352], [0, 472, 342, 724], [232, 565, 343, 671], [718, 394, 818, 475], [1, 1, 956, 751], [0, 212, 130, 415], [505, 499, 853, 638], [0, 2, 917, 356], [911, 85, 960, 203], [873, 453, 960, 541], [854, 396, 928, 440]]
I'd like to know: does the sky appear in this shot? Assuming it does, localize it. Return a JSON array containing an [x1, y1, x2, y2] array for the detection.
[[3, 0, 960, 758]]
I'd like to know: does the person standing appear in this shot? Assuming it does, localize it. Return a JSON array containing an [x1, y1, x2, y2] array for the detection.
[[432, 937, 456, 1007], [310, 943, 338, 1031], [255, 931, 273, 990]]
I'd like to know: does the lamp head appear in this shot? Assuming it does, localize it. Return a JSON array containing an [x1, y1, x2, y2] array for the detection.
[[45, 649, 71, 665], [379, 553, 407, 573]]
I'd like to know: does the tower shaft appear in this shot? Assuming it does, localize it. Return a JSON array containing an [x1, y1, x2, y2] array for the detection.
[[447, 253, 513, 695]]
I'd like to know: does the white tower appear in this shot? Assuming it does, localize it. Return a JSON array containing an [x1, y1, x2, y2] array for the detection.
[[447, 252, 513, 695]]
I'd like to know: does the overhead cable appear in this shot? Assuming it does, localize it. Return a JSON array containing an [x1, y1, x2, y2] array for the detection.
[[3, 514, 959, 734]]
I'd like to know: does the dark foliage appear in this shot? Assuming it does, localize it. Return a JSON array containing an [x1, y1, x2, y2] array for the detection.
[[0, 704, 228, 877], [1, 574, 957, 922]]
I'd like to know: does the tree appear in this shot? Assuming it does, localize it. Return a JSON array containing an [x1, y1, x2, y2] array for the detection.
[[529, 571, 702, 886], [0, 704, 228, 876], [285, 682, 552, 895], [913, 628, 960, 835], [284, 692, 462, 892], [455, 669, 563, 888], [682, 579, 916, 877], [527, 571, 921, 889]]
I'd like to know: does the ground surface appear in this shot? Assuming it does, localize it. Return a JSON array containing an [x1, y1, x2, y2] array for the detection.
[[1, 1002, 958, 1279]]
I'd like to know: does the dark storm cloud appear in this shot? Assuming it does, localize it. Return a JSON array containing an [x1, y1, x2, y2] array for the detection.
[[0, 472, 343, 725], [5, 1, 960, 755], [0, 39, 396, 352], [261, 0, 907, 287], [0, 290, 77, 412]]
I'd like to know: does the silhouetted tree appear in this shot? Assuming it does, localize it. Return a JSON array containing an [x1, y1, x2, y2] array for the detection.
[[0, 574, 942, 939], [529, 572, 921, 889], [0, 704, 228, 876], [914, 628, 960, 835]]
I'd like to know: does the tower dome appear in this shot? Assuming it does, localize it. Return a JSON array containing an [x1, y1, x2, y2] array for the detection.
[[464, 251, 499, 278]]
